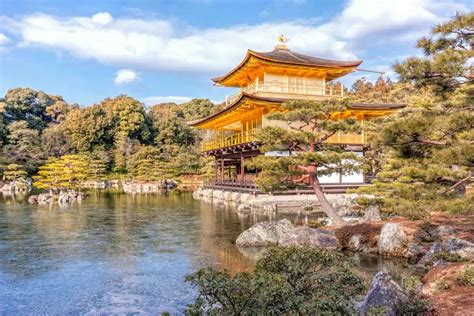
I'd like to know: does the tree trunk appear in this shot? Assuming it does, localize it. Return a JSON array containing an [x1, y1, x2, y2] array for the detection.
[[309, 170, 346, 226]]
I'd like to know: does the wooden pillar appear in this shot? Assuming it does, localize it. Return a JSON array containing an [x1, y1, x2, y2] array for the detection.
[[240, 153, 245, 182], [220, 157, 224, 181]]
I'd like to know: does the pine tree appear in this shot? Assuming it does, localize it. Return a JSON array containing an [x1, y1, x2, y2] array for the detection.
[[33, 155, 89, 192], [246, 99, 361, 225], [4, 164, 28, 188], [356, 12, 474, 219]]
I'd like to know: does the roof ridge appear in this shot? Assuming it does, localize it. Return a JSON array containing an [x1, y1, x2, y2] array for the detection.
[[284, 50, 310, 63]]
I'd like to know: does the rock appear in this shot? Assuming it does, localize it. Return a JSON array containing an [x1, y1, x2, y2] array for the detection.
[[378, 223, 407, 256], [431, 225, 457, 241], [349, 234, 362, 251], [363, 205, 381, 222], [77, 192, 86, 201], [237, 204, 251, 214], [236, 219, 293, 247], [58, 192, 71, 204], [417, 242, 445, 268], [447, 238, 474, 258], [236, 219, 338, 249], [359, 271, 408, 316], [27, 195, 38, 204], [37, 193, 53, 205]]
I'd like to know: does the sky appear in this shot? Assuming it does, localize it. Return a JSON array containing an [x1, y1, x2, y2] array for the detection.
[[0, 0, 471, 106]]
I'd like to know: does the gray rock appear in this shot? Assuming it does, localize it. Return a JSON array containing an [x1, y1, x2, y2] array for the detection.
[[236, 219, 337, 248], [431, 225, 457, 241], [27, 195, 38, 204], [37, 193, 53, 205], [359, 271, 408, 316], [417, 242, 445, 268], [378, 223, 407, 256], [58, 192, 71, 204], [447, 238, 474, 258], [363, 205, 381, 222]]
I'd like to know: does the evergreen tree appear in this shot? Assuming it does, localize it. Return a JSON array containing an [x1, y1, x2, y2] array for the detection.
[[33, 154, 89, 192], [246, 99, 361, 225], [357, 12, 474, 219]]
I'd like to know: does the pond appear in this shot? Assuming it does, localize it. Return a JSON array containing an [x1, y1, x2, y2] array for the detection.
[[0, 192, 413, 314]]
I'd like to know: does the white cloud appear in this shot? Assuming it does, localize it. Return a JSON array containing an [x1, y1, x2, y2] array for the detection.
[[141, 96, 193, 105], [0, 33, 9, 45], [114, 69, 139, 84], [0, 1, 467, 73], [91, 12, 113, 25]]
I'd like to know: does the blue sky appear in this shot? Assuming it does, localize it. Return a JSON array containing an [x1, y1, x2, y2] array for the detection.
[[0, 0, 471, 106]]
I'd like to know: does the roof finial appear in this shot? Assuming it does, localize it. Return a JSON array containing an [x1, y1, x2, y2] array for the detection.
[[275, 34, 289, 50]]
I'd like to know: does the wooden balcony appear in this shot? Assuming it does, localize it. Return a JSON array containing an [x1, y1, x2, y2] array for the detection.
[[225, 81, 343, 106], [201, 129, 366, 152], [201, 129, 257, 151]]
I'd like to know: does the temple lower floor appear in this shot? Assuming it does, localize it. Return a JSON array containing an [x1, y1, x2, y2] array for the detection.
[[205, 143, 369, 194]]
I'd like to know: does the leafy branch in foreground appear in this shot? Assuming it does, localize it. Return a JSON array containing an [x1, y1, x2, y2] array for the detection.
[[185, 246, 364, 315]]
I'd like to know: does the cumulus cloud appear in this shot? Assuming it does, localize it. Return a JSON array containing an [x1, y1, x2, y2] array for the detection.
[[0, 33, 9, 45], [91, 12, 114, 25], [0, 1, 467, 74], [114, 69, 139, 84]]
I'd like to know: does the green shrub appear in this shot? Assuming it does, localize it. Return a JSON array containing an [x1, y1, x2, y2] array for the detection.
[[456, 265, 474, 286], [185, 246, 365, 315], [434, 251, 469, 263]]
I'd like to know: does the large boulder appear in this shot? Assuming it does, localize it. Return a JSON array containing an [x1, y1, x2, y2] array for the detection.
[[359, 271, 408, 316], [378, 223, 407, 256], [236, 219, 337, 248]]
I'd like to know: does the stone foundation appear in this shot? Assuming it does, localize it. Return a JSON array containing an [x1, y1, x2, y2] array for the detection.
[[192, 187, 361, 215]]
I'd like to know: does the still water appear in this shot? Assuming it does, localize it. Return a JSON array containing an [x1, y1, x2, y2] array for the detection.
[[0, 192, 410, 314]]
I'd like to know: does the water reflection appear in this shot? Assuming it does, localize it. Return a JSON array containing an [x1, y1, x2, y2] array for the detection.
[[0, 192, 415, 314]]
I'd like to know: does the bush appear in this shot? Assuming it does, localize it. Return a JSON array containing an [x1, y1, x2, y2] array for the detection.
[[185, 246, 365, 315], [456, 265, 474, 286]]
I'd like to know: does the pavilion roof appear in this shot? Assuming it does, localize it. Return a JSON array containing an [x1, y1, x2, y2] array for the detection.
[[212, 48, 363, 86], [188, 93, 406, 128]]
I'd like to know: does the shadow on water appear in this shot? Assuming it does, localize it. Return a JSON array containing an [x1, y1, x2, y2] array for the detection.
[[0, 191, 416, 314]]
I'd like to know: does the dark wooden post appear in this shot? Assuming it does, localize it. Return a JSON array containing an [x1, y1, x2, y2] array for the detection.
[[220, 157, 224, 181], [240, 153, 245, 184]]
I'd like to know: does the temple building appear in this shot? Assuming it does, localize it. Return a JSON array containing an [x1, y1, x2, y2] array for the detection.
[[189, 37, 405, 193]]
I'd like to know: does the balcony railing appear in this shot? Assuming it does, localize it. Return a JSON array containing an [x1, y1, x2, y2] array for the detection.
[[201, 129, 366, 151], [201, 129, 257, 151], [225, 81, 343, 105]]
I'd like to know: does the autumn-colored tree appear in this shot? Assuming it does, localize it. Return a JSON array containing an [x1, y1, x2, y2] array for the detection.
[[33, 154, 89, 192], [356, 12, 474, 219], [246, 99, 361, 225]]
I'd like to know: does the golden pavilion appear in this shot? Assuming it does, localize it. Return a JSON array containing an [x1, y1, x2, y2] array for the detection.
[[189, 37, 405, 193]]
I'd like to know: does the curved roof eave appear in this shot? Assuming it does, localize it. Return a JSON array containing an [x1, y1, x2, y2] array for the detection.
[[212, 49, 363, 85]]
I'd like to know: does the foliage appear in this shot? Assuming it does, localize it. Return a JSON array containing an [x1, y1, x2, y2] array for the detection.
[[1, 86, 214, 181], [434, 251, 469, 263], [33, 154, 90, 191], [356, 12, 474, 219], [456, 265, 474, 286], [3, 120, 44, 173], [185, 246, 365, 315], [3, 164, 27, 182]]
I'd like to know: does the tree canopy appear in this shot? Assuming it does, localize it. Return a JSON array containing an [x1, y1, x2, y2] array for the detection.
[[356, 12, 474, 219]]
